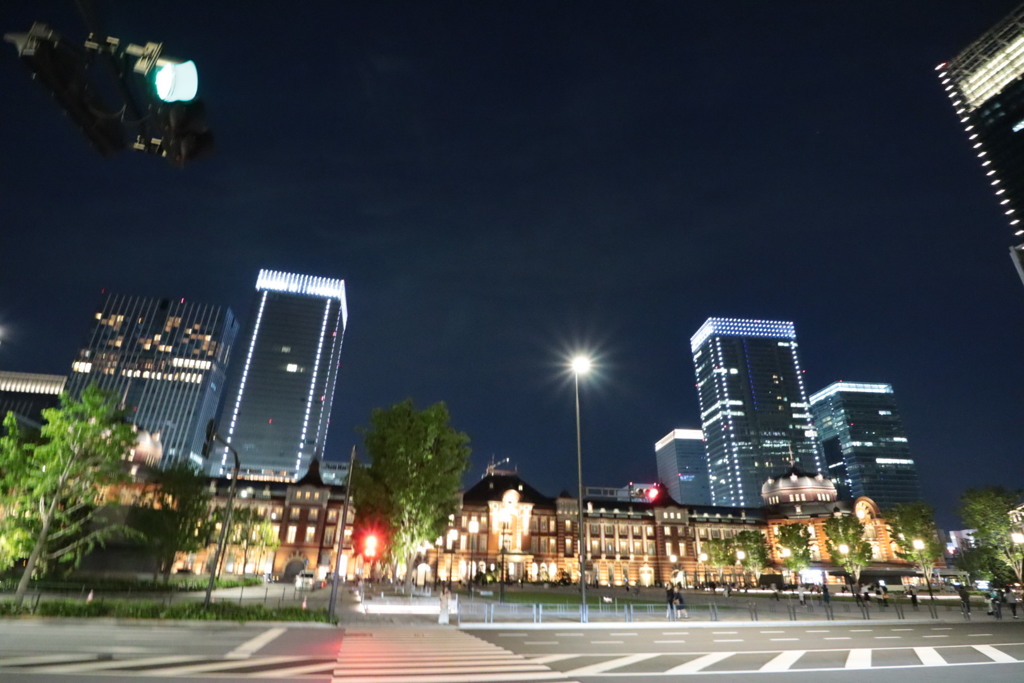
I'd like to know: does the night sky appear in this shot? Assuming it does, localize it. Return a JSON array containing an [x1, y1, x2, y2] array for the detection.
[[2, 1, 1022, 530]]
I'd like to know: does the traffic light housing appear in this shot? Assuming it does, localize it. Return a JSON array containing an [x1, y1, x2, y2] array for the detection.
[[155, 100, 213, 166], [201, 419, 216, 459]]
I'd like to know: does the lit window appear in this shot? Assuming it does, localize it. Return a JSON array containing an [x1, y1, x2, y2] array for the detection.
[[286, 364, 299, 372]]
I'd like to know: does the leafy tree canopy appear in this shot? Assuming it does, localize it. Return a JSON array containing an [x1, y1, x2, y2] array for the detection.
[[733, 530, 771, 580], [886, 501, 943, 586], [0, 385, 137, 605], [774, 523, 811, 576], [356, 399, 470, 589], [822, 515, 872, 585], [959, 487, 1024, 584]]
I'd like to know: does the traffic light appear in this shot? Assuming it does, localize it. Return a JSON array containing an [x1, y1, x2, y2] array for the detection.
[[4, 23, 124, 156], [125, 41, 199, 103], [363, 534, 378, 559], [155, 100, 213, 166], [201, 419, 216, 459], [645, 486, 661, 502]]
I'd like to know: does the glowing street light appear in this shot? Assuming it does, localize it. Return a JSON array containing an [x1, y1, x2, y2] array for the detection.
[[468, 519, 479, 593], [572, 355, 591, 622]]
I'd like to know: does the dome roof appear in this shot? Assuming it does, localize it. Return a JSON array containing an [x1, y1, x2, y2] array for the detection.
[[761, 465, 837, 505]]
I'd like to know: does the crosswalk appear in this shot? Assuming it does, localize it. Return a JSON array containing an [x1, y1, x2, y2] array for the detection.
[[331, 628, 580, 682], [534, 642, 1024, 676]]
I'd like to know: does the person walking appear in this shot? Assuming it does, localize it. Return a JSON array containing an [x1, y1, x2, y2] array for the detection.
[[438, 586, 451, 625], [908, 585, 918, 608], [674, 585, 689, 619], [822, 583, 831, 607], [797, 583, 806, 606], [957, 584, 971, 615], [1006, 587, 1019, 619], [665, 583, 677, 621]]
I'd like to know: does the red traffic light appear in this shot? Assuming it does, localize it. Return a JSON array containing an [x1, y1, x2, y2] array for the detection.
[[363, 534, 378, 558], [646, 487, 660, 501]]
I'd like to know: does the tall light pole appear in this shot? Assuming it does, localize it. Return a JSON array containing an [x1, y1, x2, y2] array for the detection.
[[468, 518, 479, 594], [572, 355, 591, 623]]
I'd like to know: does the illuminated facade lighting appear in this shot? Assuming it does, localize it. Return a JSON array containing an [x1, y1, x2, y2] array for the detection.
[[809, 381, 921, 509], [217, 269, 347, 481], [942, 4, 1024, 289], [66, 293, 238, 468], [690, 317, 822, 508]]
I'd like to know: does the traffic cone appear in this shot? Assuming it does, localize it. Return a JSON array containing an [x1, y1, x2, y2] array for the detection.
[[302, 597, 308, 610], [86, 590, 94, 604]]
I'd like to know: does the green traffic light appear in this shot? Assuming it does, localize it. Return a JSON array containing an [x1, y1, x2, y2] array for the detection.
[[154, 60, 198, 102]]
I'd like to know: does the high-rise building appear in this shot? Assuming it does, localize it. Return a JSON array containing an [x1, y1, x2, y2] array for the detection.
[[654, 428, 712, 505], [215, 270, 347, 480], [808, 381, 921, 511], [690, 317, 822, 508], [939, 5, 1024, 289], [66, 294, 238, 468]]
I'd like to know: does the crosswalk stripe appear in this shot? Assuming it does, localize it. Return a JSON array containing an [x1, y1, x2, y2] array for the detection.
[[973, 644, 1016, 663], [25, 654, 209, 673], [565, 653, 658, 676], [0, 654, 99, 666], [331, 673, 574, 683], [845, 648, 871, 668], [334, 663, 549, 675], [148, 655, 306, 676], [760, 650, 805, 671], [664, 651, 733, 673], [914, 647, 947, 666]]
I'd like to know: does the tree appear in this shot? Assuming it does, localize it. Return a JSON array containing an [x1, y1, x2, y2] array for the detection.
[[0, 385, 136, 605], [129, 461, 211, 582], [733, 530, 771, 585], [774, 523, 811, 582], [357, 399, 470, 592], [227, 506, 279, 575], [886, 501, 944, 598], [959, 487, 1024, 585], [953, 541, 1012, 586], [702, 537, 736, 582], [822, 515, 872, 586]]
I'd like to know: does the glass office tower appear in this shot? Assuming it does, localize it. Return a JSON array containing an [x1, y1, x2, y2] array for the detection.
[[939, 5, 1024, 289], [690, 318, 822, 508], [215, 270, 347, 480], [66, 293, 238, 468], [809, 381, 921, 511], [654, 428, 712, 505]]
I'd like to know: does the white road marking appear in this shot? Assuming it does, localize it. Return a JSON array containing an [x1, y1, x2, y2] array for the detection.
[[761, 650, 805, 671], [967, 633, 992, 637], [874, 636, 902, 640], [498, 633, 528, 637], [590, 640, 623, 644], [974, 644, 1016, 663], [770, 638, 800, 642], [714, 639, 744, 643], [891, 628, 914, 631], [610, 632, 636, 636], [324, 673, 572, 683], [712, 631, 738, 634], [555, 633, 584, 637], [566, 653, 659, 676], [806, 629, 830, 632], [845, 648, 871, 669], [931, 627, 953, 630], [228, 627, 286, 658], [922, 635, 949, 638], [760, 630, 786, 633], [529, 654, 578, 665], [914, 647, 947, 666], [825, 637, 852, 640], [654, 639, 687, 644], [524, 641, 559, 645], [849, 629, 873, 632], [665, 651, 734, 674]]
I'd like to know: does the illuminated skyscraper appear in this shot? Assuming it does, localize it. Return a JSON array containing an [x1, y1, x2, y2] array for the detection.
[[66, 294, 238, 468], [809, 381, 921, 510], [939, 5, 1024, 289], [690, 318, 822, 508], [654, 428, 711, 505], [215, 270, 347, 480]]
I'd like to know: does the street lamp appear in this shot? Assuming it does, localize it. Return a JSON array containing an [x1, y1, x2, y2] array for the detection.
[[735, 549, 746, 588], [780, 547, 791, 585], [433, 536, 443, 590], [571, 355, 591, 622], [698, 552, 708, 588], [499, 512, 510, 603], [446, 527, 459, 589], [468, 519, 479, 594]]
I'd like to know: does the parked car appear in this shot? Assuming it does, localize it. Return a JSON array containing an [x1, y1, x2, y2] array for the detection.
[[294, 570, 316, 590]]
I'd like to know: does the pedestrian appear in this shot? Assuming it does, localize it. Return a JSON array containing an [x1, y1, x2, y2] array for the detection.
[[822, 583, 831, 606], [989, 588, 1003, 618], [771, 582, 780, 601], [797, 583, 806, 606], [674, 586, 689, 619], [438, 585, 451, 625], [724, 583, 732, 598], [908, 585, 918, 607], [1006, 587, 1019, 619], [957, 584, 971, 615], [878, 584, 889, 607], [665, 582, 677, 621]]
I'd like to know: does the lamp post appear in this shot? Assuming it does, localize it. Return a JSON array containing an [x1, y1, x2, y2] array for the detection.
[[446, 527, 459, 589], [735, 549, 746, 588], [838, 543, 850, 590], [499, 513, 509, 603], [698, 552, 708, 589], [912, 538, 934, 601], [468, 519, 479, 594], [572, 355, 590, 623], [202, 428, 239, 609], [433, 536, 443, 590], [780, 547, 791, 585]]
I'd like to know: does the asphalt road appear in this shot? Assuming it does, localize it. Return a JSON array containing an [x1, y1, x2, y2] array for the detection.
[[1, 617, 1023, 682]]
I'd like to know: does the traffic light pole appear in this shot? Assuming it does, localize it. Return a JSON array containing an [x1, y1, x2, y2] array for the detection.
[[327, 445, 357, 624], [203, 432, 240, 609]]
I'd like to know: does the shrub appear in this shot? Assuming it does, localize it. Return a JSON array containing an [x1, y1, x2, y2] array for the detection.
[[0, 601, 30, 616]]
